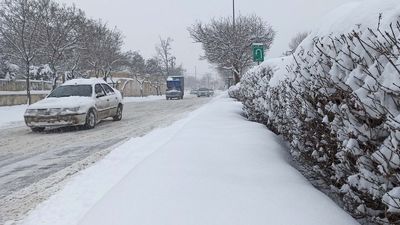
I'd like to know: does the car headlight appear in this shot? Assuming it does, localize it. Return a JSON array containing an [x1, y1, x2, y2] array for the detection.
[[25, 109, 37, 115], [48, 108, 62, 114], [62, 107, 80, 113]]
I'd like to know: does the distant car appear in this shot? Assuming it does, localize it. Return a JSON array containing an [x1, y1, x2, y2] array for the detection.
[[197, 88, 211, 97], [190, 89, 198, 95], [24, 78, 124, 132], [166, 89, 182, 100], [208, 89, 214, 96]]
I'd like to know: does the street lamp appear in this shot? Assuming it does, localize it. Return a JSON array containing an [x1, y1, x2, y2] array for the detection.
[[231, 0, 236, 86], [233, 0, 235, 28]]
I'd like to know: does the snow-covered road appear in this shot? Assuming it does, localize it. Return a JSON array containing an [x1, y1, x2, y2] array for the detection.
[[0, 95, 210, 224], [19, 95, 359, 225]]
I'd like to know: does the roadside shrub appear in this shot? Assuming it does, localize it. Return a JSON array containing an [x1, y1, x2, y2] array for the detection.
[[228, 83, 241, 100], [234, 3, 400, 223]]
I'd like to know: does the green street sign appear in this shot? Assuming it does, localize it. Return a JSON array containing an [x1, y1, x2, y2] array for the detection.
[[252, 44, 264, 62]]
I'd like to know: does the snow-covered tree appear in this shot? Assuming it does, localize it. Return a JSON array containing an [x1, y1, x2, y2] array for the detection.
[[81, 20, 124, 81], [40, 0, 86, 89], [125, 51, 147, 96], [0, 54, 19, 80], [288, 32, 309, 54], [188, 15, 275, 84], [0, 0, 47, 104], [29, 64, 52, 81], [145, 57, 164, 95], [155, 37, 184, 80], [282, 31, 309, 56]]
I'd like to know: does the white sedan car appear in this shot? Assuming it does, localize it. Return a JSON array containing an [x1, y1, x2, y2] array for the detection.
[[24, 78, 123, 132]]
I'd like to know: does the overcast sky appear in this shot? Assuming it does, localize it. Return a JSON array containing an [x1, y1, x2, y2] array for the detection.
[[57, 0, 363, 77]]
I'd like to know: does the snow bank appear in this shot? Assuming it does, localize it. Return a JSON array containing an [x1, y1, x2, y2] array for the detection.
[[0, 95, 164, 128], [0, 105, 27, 128], [19, 95, 358, 225], [123, 95, 165, 103], [235, 0, 400, 223], [312, 0, 400, 37], [254, 56, 292, 88]]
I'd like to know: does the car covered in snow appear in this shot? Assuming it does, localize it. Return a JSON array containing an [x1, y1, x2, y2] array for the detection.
[[208, 89, 214, 96], [190, 89, 198, 95], [197, 88, 212, 97], [24, 78, 123, 132]]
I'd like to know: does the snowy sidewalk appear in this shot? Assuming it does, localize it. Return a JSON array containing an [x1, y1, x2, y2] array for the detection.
[[20, 95, 359, 225]]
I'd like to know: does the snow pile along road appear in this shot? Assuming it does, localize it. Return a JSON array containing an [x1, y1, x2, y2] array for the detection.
[[123, 95, 165, 103], [0, 95, 164, 128], [0, 105, 27, 128], [20, 94, 359, 225]]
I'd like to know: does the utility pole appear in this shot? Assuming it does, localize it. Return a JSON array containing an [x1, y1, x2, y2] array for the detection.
[[194, 66, 197, 88], [231, 0, 236, 87], [207, 74, 210, 88], [232, 0, 235, 30]]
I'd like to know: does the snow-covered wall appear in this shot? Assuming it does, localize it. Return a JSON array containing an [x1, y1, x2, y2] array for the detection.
[[232, 0, 400, 223]]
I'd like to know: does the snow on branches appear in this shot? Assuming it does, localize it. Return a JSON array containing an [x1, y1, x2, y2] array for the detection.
[[189, 15, 275, 84], [234, 1, 400, 223]]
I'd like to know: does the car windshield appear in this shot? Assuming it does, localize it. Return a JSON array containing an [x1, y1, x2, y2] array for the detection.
[[166, 80, 181, 91], [48, 85, 92, 98]]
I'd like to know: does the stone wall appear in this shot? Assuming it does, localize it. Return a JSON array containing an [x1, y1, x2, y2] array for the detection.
[[0, 79, 52, 91], [114, 79, 165, 97], [0, 78, 166, 106], [0, 94, 47, 106]]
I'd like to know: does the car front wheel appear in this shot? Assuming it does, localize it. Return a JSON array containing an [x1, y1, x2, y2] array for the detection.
[[113, 104, 123, 121], [84, 109, 96, 129]]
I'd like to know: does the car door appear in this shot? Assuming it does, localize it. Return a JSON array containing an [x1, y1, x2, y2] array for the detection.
[[101, 83, 119, 115], [94, 84, 109, 119]]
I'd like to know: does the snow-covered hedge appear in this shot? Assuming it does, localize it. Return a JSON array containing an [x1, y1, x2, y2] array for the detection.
[[228, 83, 241, 101], [235, 1, 400, 223]]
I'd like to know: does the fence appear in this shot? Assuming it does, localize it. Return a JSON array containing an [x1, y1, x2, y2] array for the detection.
[[114, 78, 165, 97], [0, 78, 166, 106], [0, 79, 52, 91]]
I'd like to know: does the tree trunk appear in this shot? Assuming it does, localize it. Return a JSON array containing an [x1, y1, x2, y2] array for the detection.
[[232, 64, 241, 84], [26, 64, 31, 105], [233, 71, 240, 84], [52, 75, 58, 90]]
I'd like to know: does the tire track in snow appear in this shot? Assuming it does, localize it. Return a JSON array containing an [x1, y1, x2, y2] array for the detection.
[[0, 96, 210, 225]]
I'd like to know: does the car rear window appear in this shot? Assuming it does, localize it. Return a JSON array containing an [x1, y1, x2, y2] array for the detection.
[[48, 85, 93, 98]]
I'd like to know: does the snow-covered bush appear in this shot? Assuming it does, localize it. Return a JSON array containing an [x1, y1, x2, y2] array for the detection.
[[228, 83, 242, 100], [29, 65, 53, 81], [0, 60, 19, 80], [235, 1, 400, 223]]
